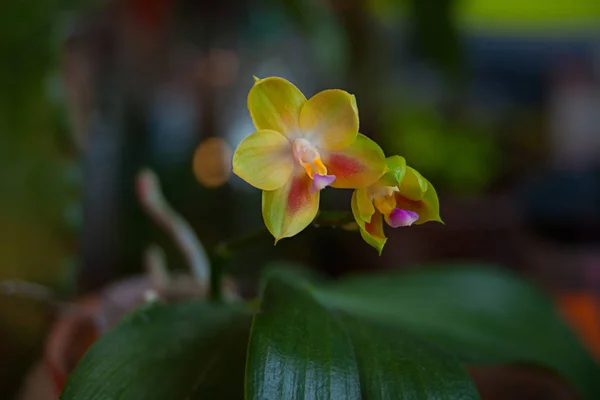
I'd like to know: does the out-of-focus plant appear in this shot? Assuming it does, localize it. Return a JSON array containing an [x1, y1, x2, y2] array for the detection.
[[381, 102, 502, 195], [0, 0, 96, 396], [59, 76, 600, 399], [276, 0, 348, 81], [366, 0, 464, 83], [458, 0, 600, 29]]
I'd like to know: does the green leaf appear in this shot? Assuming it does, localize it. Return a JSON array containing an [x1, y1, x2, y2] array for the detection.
[[246, 268, 480, 399], [319, 264, 600, 399], [378, 155, 407, 186], [60, 301, 251, 400]]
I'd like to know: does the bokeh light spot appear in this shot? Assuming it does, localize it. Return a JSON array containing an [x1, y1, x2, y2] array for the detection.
[[193, 137, 233, 188]]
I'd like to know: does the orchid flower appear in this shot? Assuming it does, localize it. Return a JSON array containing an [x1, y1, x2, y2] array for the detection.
[[351, 155, 443, 254], [233, 76, 386, 242]]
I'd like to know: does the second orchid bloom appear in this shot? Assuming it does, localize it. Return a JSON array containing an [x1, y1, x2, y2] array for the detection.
[[351, 155, 442, 254], [232, 76, 441, 252]]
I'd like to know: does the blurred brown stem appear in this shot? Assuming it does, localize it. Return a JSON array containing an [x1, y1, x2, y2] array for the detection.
[[136, 168, 210, 284]]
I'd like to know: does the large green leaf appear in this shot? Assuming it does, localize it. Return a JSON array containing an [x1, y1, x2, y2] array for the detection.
[[246, 268, 480, 399], [318, 264, 600, 399], [60, 301, 251, 400]]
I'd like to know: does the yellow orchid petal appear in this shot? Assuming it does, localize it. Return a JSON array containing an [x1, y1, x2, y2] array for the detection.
[[356, 188, 375, 222], [351, 190, 387, 255], [394, 176, 443, 225], [373, 194, 396, 216], [398, 166, 429, 201], [248, 77, 306, 140], [321, 133, 386, 189], [232, 129, 293, 191], [299, 89, 359, 150], [262, 169, 319, 242]]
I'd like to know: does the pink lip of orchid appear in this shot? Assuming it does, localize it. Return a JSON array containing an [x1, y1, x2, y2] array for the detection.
[[351, 155, 443, 254], [291, 138, 337, 193], [385, 207, 419, 228], [232, 76, 387, 242], [310, 174, 337, 194]]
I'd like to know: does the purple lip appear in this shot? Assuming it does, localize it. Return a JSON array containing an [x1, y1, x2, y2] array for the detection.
[[387, 208, 419, 227], [310, 174, 336, 193]]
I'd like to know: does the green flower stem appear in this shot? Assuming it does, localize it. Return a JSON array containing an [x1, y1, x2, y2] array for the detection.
[[313, 210, 356, 229], [209, 210, 355, 302], [214, 211, 354, 259], [211, 228, 269, 303], [209, 253, 224, 302], [215, 228, 269, 259]]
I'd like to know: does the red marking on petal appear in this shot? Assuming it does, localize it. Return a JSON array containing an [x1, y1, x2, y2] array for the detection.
[[365, 213, 384, 238], [327, 154, 364, 177], [365, 220, 377, 235], [394, 194, 425, 215], [287, 175, 311, 214]]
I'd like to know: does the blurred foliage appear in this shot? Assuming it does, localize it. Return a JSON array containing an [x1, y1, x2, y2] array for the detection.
[[459, 0, 600, 28], [0, 0, 96, 396], [0, 0, 89, 280], [366, 0, 600, 28], [381, 102, 502, 195], [409, 0, 464, 83], [365, 0, 464, 82], [366, 0, 408, 24], [268, 0, 348, 81]]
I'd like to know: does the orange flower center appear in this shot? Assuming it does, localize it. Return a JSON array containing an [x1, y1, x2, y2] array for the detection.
[[292, 138, 328, 179], [370, 186, 399, 216]]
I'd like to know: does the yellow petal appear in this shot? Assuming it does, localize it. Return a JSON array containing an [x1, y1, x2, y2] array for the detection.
[[248, 77, 306, 140], [299, 89, 359, 150], [373, 194, 396, 216], [395, 176, 442, 225], [356, 188, 375, 222], [398, 166, 428, 201], [232, 129, 293, 191], [351, 190, 387, 255], [262, 169, 319, 242], [321, 133, 386, 189]]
